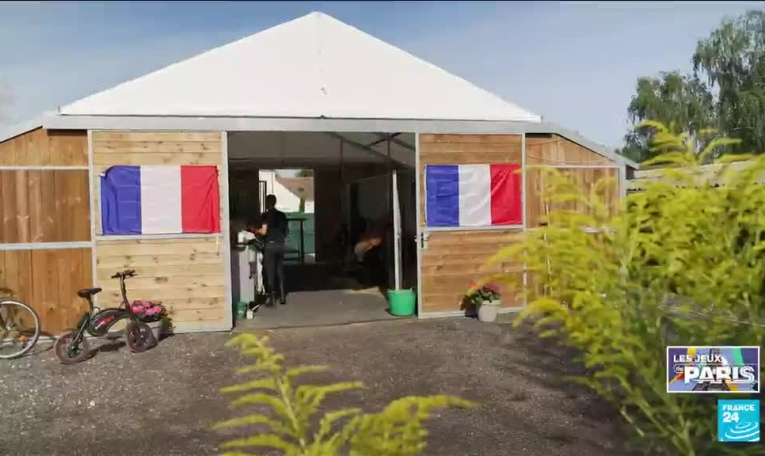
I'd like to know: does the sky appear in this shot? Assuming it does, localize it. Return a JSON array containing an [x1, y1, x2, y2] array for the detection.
[[0, 1, 757, 150]]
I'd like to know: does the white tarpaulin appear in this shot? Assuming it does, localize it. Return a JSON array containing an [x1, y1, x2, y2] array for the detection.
[[60, 12, 541, 123]]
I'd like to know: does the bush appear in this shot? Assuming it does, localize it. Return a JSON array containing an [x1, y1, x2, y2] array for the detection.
[[484, 123, 765, 455], [213, 333, 474, 456]]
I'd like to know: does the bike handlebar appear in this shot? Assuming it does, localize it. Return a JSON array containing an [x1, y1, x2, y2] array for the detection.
[[110, 269, 136, 279]]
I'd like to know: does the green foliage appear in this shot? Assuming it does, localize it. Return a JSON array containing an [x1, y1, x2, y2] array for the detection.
[[484, 123, 765, 455], [694, 10, 765, 154], [214, 333, 474, 456], [623, 9, 765, 161], [296, 169, 314, 178], [620, 73, 716, 162]]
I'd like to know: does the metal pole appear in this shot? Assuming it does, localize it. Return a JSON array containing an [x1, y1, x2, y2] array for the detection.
[[299, 219, 305, 265], [393, 169, 401, 290], [389, 139, 402, 290]]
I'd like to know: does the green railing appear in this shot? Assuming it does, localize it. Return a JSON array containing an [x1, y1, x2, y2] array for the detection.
[[285, 213, 315, 263]]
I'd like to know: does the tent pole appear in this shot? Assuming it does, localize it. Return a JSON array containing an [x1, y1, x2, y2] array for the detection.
[[339, 138, 347, 259], [390, 139, 402, 290]]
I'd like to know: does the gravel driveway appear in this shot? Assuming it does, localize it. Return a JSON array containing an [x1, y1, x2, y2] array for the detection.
[[0, 318, 632, 456]]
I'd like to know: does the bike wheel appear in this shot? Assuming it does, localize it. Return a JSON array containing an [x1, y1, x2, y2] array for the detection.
[[54, 331, 91, 365], [126, 321, 156, 353], [0, 299, 41, 360]]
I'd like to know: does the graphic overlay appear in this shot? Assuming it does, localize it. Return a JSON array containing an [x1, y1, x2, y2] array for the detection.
[[718, 400, 760, 443], [667, 346, 760, 393]]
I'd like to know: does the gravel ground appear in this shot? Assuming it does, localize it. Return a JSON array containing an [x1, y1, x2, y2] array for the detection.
[[0, 318, 632, 456]]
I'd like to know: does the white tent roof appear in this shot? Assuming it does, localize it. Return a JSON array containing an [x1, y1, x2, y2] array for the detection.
[[59, 12, 541, 122]]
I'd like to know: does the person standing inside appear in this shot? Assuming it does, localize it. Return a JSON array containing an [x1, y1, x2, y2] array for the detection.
[[250, 194, 289, 307]]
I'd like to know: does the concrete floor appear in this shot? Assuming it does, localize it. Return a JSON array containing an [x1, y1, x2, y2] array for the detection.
[[237, 287, 401, 330], [237, 262, 406, 329]]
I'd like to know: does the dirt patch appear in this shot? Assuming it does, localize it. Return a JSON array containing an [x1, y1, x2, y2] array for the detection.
[[0, 318, 632, 455]]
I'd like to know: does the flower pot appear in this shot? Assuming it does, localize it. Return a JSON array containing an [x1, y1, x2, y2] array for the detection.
[[477, 300, 501, 322], [146, 320, 163, 342]]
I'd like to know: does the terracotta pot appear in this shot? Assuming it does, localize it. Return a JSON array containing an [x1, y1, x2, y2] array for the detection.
[[477, 300, 501, 322]]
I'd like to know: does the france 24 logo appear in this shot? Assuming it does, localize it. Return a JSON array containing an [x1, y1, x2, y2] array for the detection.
[[718, 400, 760, 442], [667, 346, 760, 393]]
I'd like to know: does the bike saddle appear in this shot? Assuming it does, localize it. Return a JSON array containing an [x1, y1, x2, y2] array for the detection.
[[77, 288, 102, 298]]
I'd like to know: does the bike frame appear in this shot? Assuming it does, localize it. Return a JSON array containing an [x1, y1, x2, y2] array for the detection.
[[69, 273, 141, 354]]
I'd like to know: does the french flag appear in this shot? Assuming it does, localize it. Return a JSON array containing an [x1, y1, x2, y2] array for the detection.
[[101, 165, 221, 235], [426, 164, 522, 227]]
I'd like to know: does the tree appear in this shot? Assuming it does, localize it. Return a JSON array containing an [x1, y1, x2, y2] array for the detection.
[[619, 72, 715, 162], [621, 9, 765, 162], [296, 169, 314, 178], [693, 10, 765, 153], [485, 124, 764, 455]]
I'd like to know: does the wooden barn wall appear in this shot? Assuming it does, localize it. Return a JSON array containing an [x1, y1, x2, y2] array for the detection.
[[0, 170, 90, 244], [418, 134, 523, 225], [421, 231, 524, 312], [0, 249, 92, 336], [0, 128, 91, 336], [91, 131, 223, 236], [525, 167, 620, 229], [0, 129, 88, 166], [91, 131, 228, 332], [526, 134, 615, 166], [418, 134, 524, 313], [95, 238, 226, 330]]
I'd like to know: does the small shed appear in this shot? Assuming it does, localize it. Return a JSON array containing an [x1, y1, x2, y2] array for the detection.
[[0, 12, 636, 334], [627, 161, 764, 193]]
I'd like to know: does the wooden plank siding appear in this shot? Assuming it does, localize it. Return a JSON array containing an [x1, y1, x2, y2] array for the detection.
[[91, 131, 225, 236], [0, 248, 92, 336], [0, 129, 91, 336], [418, 133, 522, 226], [418, 134, 524, 313], [421, 231, 525, 312], [0, 170, 90, 243], [417, 133, 621, 315], [91, 130, 228, 332], [526, 134, 616, 166], [95, 238, 227, 331], [525, 167, 620, 229], [0, 129, 88, 166]]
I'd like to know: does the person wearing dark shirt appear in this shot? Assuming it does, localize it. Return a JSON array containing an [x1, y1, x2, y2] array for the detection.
[[249, 194, 289, 307]]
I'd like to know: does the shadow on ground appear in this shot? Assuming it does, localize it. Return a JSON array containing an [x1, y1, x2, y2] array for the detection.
[[0, 318, 633, 456]]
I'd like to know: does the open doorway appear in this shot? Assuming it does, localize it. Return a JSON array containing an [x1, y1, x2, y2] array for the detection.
[[227, 131, 417, 328]]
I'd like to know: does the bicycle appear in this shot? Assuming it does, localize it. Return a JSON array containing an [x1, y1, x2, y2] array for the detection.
[[54, 269, 156, 365], [0, 282, 41, 359]]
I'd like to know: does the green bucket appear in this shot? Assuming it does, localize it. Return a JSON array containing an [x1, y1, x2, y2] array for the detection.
[[235, 301, 248, 320], [387, 289, 416, 316]]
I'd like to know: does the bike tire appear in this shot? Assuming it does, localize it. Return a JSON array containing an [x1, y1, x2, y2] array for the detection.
[[54, 331, 91, 365], [0, 299, 41, 360], [126, 321, 156, 353]]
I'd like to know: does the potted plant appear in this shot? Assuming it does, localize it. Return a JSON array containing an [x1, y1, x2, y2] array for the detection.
[[130, 300, 167, 341], [466, 282, 502, 322]]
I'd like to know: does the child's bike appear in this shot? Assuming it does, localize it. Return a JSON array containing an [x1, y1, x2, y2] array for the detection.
[[54, 269, 156, 364]]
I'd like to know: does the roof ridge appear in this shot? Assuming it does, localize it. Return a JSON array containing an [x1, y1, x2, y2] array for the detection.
[[313, 12, 539, 120]]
